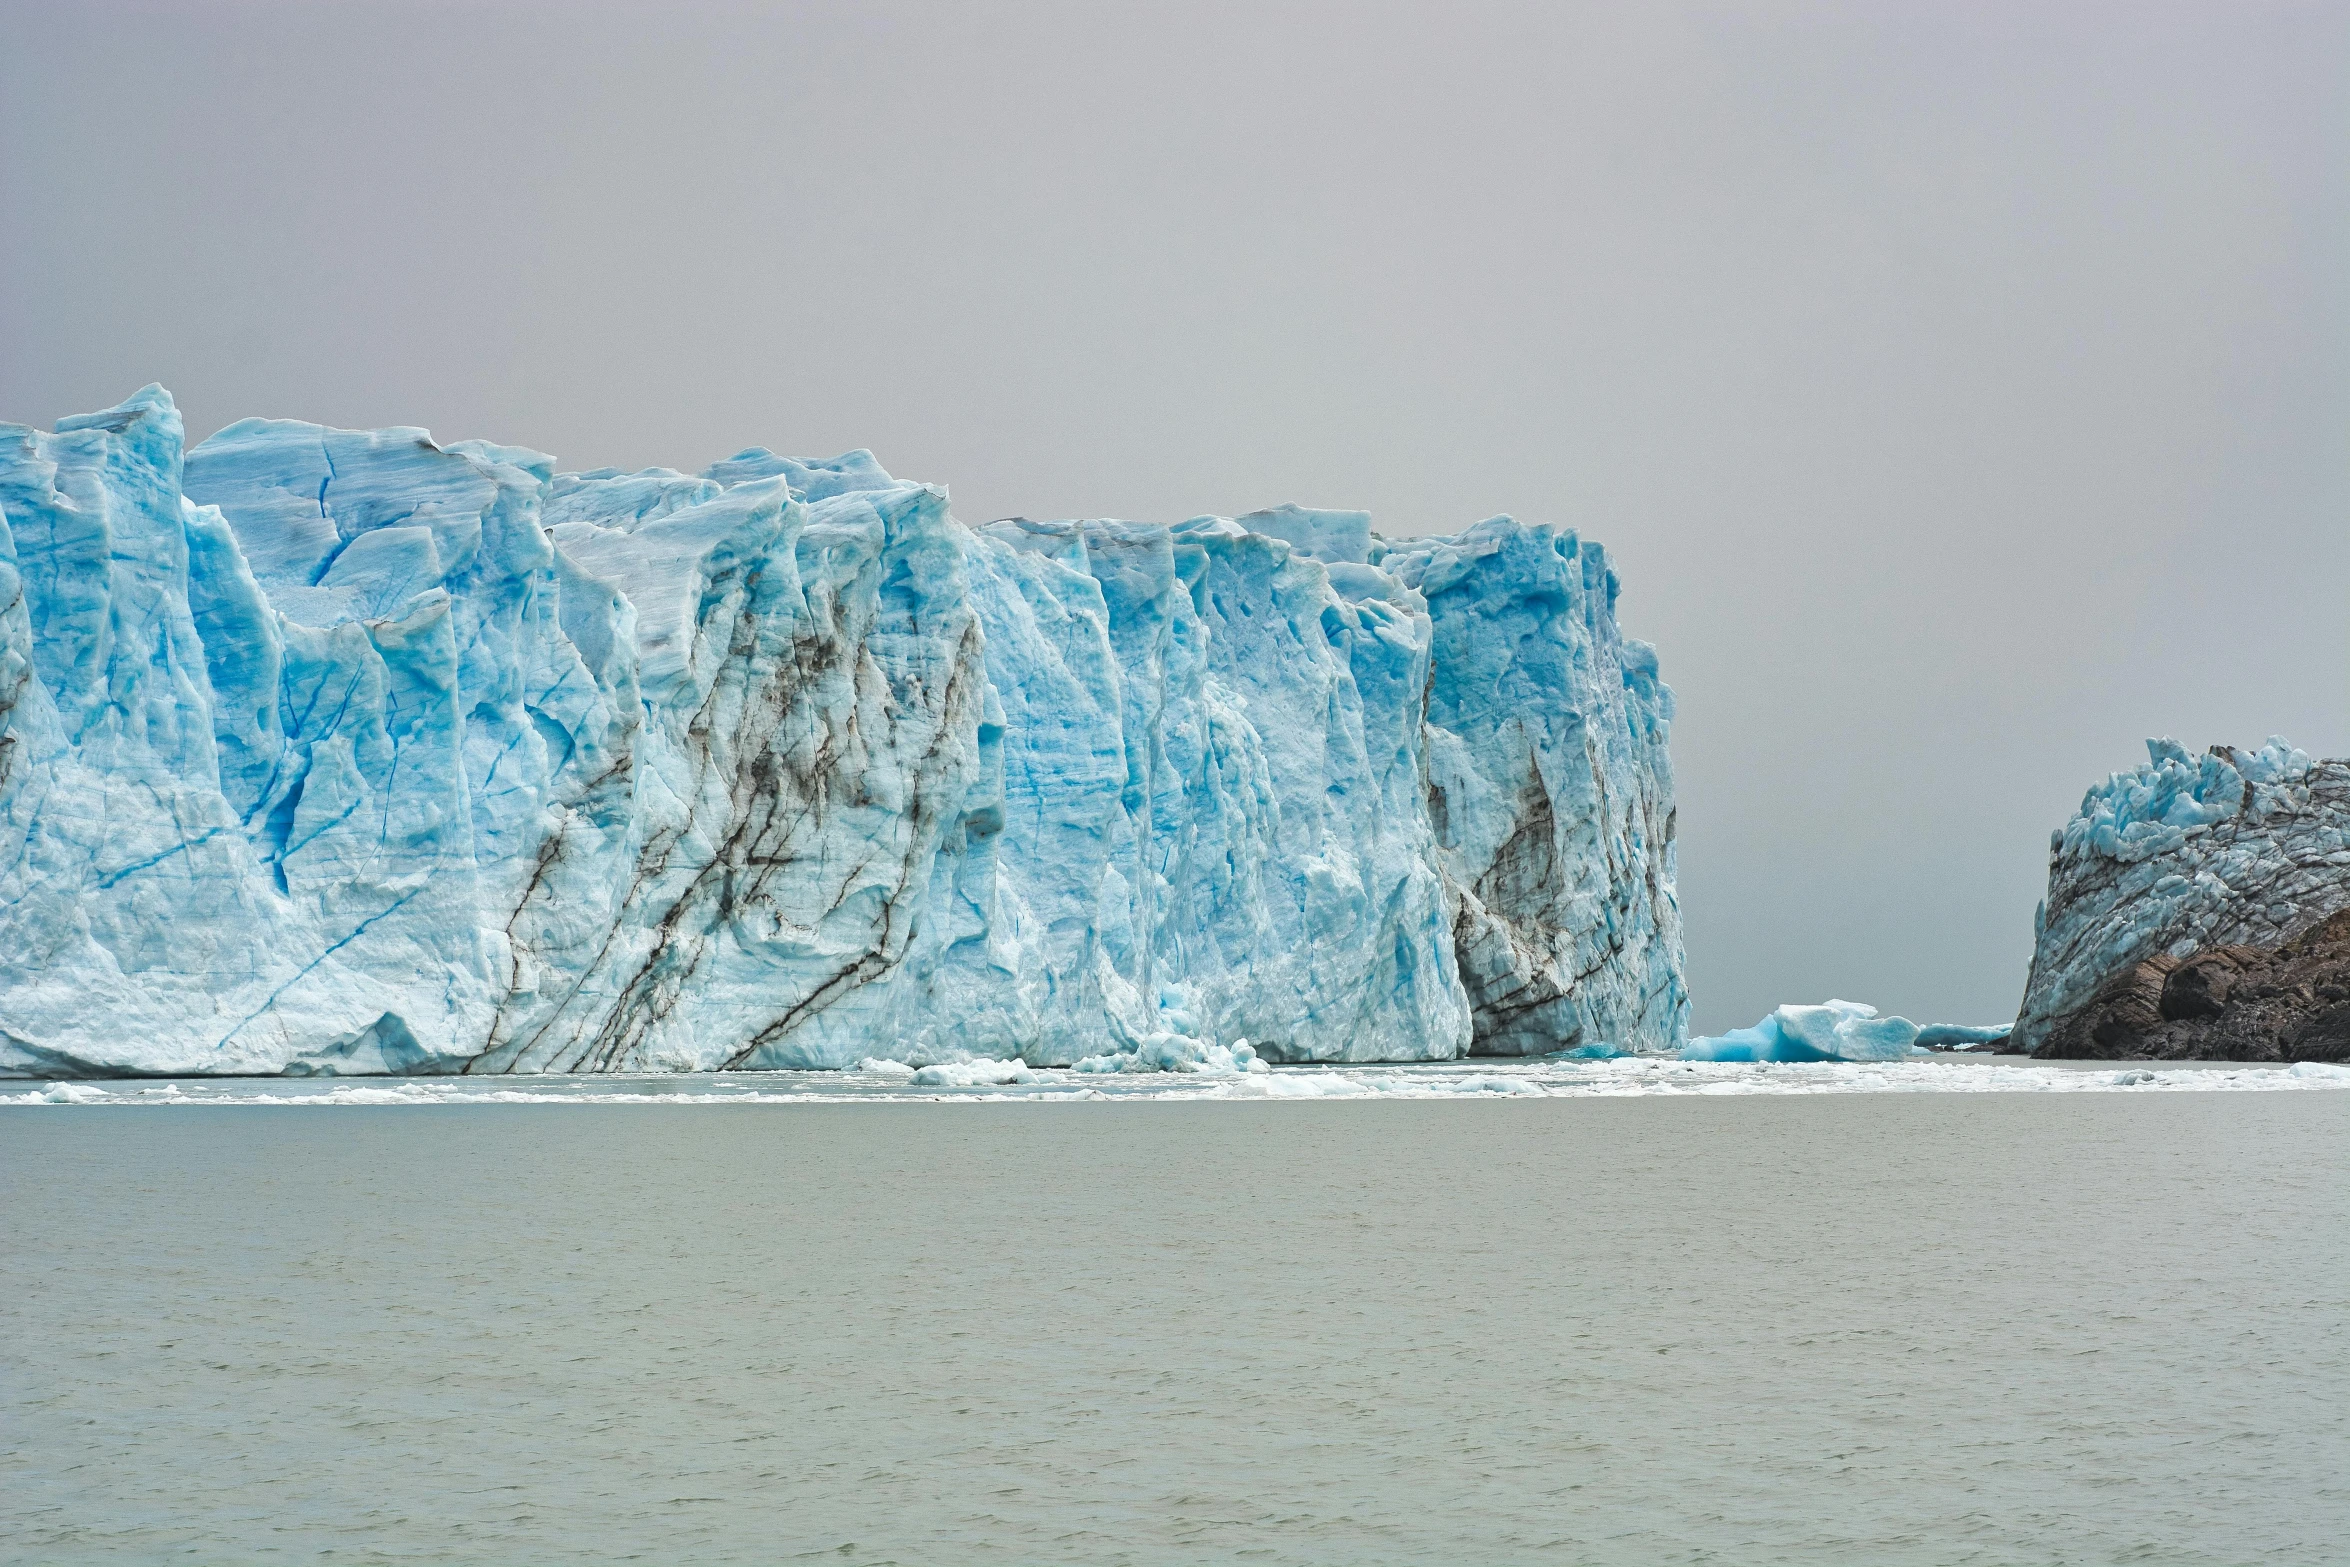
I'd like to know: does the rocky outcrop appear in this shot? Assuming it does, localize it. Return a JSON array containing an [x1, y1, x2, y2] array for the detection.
[[2015, 738, 2350, 1059], [2028, 910, 2350, 1061]]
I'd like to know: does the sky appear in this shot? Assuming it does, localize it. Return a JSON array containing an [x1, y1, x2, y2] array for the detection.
[[3, 0, 2344, 1032]]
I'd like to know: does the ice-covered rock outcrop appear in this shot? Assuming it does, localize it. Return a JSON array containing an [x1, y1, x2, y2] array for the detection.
[[2013, 738, 2350, 1055], [0, 388, 1684, 1075]]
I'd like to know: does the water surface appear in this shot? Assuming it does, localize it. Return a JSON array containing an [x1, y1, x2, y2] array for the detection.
[[6, 1089, 2345, 1564]]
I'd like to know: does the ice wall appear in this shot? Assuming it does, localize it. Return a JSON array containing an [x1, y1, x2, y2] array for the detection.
[[0, 388, 1683, 1075], [2012, 738, 2350, 1054], [1384, 520, 1683, 1053]]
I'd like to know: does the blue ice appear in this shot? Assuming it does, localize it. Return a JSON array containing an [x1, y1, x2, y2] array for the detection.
[[0, 388, 1685, 1076]]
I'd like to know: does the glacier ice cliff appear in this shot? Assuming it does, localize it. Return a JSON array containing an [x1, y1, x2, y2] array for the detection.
[[0, 388, 1684, 1075], [2014, 737, 2350, 1058]]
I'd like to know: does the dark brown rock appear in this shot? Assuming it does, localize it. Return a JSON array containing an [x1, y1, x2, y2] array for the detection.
[[2033, 908, 2350, 1060], [2287, 1001, 2350, 1062], [2158, 946, 2261, 1020]]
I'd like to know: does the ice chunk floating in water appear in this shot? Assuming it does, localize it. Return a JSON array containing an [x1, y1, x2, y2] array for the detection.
[[0, 388, 1684, 1076], [1682, 1001, 1923, 1062], [1914, 1024, 2012, 1050]]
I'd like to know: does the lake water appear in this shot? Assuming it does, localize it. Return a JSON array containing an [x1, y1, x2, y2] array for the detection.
[[6, 1067, 2346, 1565]]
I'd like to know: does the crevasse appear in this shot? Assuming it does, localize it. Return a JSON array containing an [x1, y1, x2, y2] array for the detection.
[[0, 387, 1684, 1075]]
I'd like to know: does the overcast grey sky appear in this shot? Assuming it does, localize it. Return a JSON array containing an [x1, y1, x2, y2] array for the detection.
[[4, 1, 2343, 1031]]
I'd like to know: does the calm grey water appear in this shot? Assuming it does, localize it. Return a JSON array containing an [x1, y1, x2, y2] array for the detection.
[[6, 1093, 2346, 1565]]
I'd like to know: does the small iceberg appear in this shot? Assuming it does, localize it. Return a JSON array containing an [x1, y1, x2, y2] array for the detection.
[[1682, 1000, 1921, 1062], [1914, 1023, 2013, 1051]]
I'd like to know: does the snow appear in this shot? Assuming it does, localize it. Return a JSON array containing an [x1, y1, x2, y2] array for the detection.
[[0, 388, 1683, 1077]]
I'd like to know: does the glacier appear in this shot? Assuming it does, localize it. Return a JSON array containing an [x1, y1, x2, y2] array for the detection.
[[0, 387, 1684, 1076]]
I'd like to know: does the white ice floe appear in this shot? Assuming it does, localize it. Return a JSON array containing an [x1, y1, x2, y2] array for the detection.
[[910, 1058, 1035, 1087], [8, 1057, 2348, 1106], [1072, 1035, 1269, 1075]]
